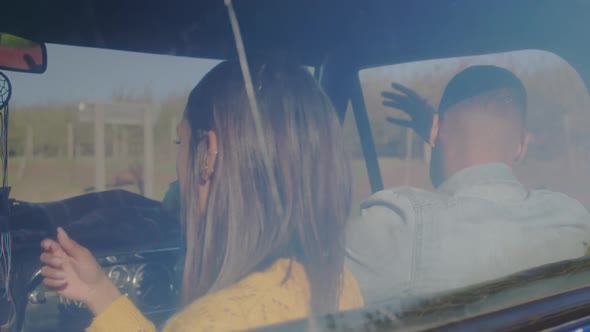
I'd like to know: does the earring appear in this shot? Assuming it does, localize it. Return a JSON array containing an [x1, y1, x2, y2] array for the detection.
[[199, 150, 218, 183]]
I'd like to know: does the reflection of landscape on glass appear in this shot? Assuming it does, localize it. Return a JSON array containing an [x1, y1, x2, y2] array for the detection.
[[347, 50, 590, 210], [5, 45, 218, 202], [7, 47, 590, 212]]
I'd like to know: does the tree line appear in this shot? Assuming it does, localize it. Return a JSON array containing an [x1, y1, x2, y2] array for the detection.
[[7, 60, 590, 162]]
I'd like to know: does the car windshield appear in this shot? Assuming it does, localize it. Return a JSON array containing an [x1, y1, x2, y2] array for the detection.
[[336, 49, 590, 329], [7, 44, 219, 202], [5, 40, 590, 332], [352, 49, 590, 209]]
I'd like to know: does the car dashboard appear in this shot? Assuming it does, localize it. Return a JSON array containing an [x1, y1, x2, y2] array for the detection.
[[0, 190, 183, 332]]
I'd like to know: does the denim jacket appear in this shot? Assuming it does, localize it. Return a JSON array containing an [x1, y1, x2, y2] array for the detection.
[[345, 163, 590, 304]]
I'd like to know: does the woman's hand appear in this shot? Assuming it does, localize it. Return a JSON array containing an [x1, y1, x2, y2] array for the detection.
[[40, 227, 121, 316]]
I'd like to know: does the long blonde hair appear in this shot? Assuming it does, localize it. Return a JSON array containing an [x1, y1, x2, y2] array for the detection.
[[181, 59, 351, 315]]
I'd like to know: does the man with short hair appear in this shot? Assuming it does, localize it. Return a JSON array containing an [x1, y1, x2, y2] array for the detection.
[[345, 65, 590, 304]]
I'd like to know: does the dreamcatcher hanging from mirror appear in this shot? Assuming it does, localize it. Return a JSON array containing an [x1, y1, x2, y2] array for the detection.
[[0, 71, 14, 330]]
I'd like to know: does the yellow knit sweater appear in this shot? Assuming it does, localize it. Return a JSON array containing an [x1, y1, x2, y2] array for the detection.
[[86, 259, 364, 332]]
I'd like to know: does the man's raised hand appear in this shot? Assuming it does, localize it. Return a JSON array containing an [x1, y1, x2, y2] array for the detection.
[[382, 83, 436, 144]]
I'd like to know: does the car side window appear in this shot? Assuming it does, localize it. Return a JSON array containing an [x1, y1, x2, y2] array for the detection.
[[351, 50, 590, 210]]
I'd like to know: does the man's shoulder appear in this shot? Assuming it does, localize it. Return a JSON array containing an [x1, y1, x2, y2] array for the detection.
[[355, 186, 443, 224], [528, 188, 590, 217], [360, 186, 439, 210]]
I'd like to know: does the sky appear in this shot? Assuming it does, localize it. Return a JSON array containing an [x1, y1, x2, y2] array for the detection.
[[5, 44, 220, 107], [2, 44, 569, 108], [361, 49, 564, 80]]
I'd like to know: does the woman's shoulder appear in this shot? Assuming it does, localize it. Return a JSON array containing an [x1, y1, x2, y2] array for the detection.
[[166, 259, 310, 331], [165, 259, 364, 332], [164, 294, 248, 332]]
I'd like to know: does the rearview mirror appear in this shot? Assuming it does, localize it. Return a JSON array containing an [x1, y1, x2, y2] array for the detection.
[[0, 33, 47, 74]]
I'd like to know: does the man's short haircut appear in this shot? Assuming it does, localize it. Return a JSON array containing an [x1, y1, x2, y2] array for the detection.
[[438, 65, 527, 122]]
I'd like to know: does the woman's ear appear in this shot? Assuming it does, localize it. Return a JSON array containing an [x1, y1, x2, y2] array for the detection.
[[200, 131, 219, 183]]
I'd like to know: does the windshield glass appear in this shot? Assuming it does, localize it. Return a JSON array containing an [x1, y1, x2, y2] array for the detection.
[[352, 49, 590, 209], [342, 49, 590, 326], [7, 44, 590, 332], [6, 44, 219, 202]]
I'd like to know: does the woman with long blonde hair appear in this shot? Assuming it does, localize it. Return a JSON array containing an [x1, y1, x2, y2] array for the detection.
[[39, 59, 363, 331]]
